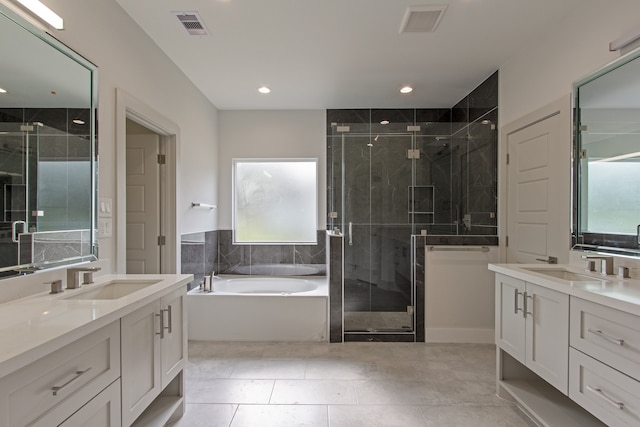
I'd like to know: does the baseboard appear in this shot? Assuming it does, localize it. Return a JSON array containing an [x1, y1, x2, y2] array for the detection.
[[426, 328, 494, 343]]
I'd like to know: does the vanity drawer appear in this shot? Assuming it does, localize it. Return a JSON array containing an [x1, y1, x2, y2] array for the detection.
[[570, 297, 640, 380], [0, 321, 120, 427], [570, 348, 640, 427]]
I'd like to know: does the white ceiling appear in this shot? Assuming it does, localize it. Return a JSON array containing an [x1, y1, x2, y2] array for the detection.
[[115, 0, 582, 110]]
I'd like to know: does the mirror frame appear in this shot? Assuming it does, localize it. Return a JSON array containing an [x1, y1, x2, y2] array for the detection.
[[572, 47, 640, 257], [0, 3, 99, 277]]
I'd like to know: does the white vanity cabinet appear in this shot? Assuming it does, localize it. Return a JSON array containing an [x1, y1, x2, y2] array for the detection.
[[569, 297, 640, 426], [0, 274, 191, 427], [495, 273, 569, 393], [121, 287, 186, 426], [0, 321, 121, 427]]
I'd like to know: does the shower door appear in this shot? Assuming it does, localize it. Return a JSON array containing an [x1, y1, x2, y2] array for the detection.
[[0, 123, 38, 270], [336, 130, 416, 335]]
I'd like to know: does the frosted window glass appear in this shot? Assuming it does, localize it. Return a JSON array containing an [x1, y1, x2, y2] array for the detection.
[[585, 161, 640, 234], [234, 159, 317, 243]]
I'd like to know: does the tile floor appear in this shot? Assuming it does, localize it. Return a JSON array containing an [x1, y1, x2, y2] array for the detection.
[[173, 341, 534, 427]]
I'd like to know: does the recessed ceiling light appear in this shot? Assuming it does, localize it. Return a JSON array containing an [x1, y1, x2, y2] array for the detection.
[[0, 87, 6, 94], [380, 120, 390, 125], [258, 86, 271, 94], [400, 86, 413, 94]]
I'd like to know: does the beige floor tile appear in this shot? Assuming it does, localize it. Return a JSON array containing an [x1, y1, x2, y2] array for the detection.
[[353, 379, 445, 405], [170, 404, 237, 427], [304, 359, 380, 380], [188, 379, 275, 404], [186, 358, 236, 380], [231, 404, 328, 427], [329, 405, 427, 427], [420, 405, 532, 426], [270, 379, 358, 405], [230, 358, 307, 379], [180, 341, 527, 426]]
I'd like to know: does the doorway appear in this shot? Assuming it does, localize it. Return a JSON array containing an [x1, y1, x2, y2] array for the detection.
[[125, 120, 162, 273], [116, 89, 179, 274]]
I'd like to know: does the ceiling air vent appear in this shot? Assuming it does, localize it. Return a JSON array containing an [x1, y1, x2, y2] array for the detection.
[[174, 12, 209, 36], [399, 5, 448, 33]]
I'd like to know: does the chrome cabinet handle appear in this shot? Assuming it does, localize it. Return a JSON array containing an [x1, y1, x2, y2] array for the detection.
[[514, 289, 523, 315], [524, 292, 533, 317], [586, 385, 624, 410], [588, 328, 624, 346], [156, 312, 165, 339], [51, 368, 92, 396], [348, 222, 353, 246], [165, 305, 172, 334]]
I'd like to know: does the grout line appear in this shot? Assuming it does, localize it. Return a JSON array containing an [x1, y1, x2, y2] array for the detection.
[[227, 404, 240, 427], [267, 379, 277, 404]]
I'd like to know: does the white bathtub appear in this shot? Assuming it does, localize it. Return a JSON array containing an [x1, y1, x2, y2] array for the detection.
[[187, 275, 328, 342]]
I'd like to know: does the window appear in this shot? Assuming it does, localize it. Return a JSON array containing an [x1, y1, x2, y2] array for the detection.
[[233, 159, 317, 244]]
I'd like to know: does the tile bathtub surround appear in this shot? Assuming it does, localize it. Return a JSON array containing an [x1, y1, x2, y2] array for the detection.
[[181, 230, 327, 289], [177, 341, 534, 427], [216, 230, 327, 275]]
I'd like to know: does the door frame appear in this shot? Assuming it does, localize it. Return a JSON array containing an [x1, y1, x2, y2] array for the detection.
[[115, 88, 179, 274], [498, 94, 571, 263]]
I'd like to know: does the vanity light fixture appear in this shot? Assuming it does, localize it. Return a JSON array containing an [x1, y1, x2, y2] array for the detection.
[[72, 119, 85, 125], [0, 87, 6, 93], [400, 86, 413, 94], [610, 25, 640, 51], [258, 86, 271, 94], [14, 0, 64, 30]]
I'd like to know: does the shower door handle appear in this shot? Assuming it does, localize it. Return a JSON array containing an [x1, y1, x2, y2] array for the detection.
[[11, 221, 26, 243], [348, 222, 353, 246]]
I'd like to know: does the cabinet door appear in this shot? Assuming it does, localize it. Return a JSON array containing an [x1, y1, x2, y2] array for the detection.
[[525, 282, 569, 394], [160, 287, 186, 387], [495, 274, 526, 363], [121, 300, 162, 426]]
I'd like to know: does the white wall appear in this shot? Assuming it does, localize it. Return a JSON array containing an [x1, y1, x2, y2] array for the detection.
[[40, 0, 220, 270], [500, 0, 640, 125], [499, 0, 640, 272], [217, 110, 326, 230], [425, 247, 500, 343]]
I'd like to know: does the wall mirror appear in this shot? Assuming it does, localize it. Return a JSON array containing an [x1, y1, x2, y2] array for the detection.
[[0, 4, 98, 277], [573, 48, 640, 256]]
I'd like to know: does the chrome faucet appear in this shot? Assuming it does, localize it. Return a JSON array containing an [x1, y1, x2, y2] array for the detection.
[[66, 267, 101, 289], [581, 255, 614, 276]]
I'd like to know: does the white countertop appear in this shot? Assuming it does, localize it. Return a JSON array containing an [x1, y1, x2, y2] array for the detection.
[[489, 263, 640, 315], [0, 274, 192, 378]]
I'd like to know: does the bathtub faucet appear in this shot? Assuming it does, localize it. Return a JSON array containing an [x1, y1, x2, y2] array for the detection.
[[201, 271, 219, 292]]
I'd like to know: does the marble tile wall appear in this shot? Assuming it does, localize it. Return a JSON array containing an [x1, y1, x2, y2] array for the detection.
[[327, 233, 343, 343], [181, 230, 327, 290], [326, 71, 499, 242]]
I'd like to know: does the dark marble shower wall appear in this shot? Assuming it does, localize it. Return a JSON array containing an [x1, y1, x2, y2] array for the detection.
[[180, 230, 327, 290], [326, 70, 499, 242]]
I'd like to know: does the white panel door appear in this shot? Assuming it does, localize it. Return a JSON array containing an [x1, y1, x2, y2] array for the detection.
[[126, 134, 160, 274], [506, 107, 570, 264]]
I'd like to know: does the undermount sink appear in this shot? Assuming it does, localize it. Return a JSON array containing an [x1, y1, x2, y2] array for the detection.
[[64, 280, 161, 300], [524, 268, 606, 282]]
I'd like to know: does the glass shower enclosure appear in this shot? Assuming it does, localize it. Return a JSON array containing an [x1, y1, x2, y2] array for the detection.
[[328, 114, 449, 337]]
